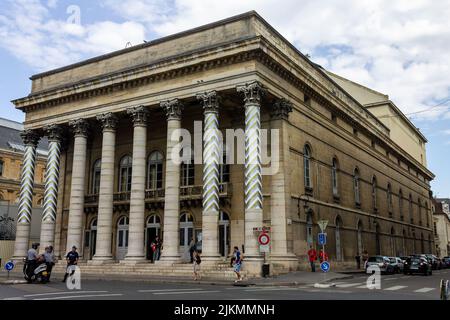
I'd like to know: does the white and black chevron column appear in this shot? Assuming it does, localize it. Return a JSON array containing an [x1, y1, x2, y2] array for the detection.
[[197, 91, 221, 261], [237, 81, 266, 258], [12, 130, 40, 260], [39, 125, 63, 251]]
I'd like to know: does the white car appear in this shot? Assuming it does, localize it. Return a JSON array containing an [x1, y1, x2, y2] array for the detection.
[[365, 256, 395, 274]]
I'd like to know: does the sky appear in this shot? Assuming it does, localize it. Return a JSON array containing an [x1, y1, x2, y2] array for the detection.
[[0, 0, 449, 197]]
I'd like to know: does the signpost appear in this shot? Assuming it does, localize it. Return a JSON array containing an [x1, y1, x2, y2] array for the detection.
[[4, 261, 14, 279], [317, 220, 330, 278], [318, 233, 327, 246], [257, 228, 271, 277], [320, 261, 330, 273]]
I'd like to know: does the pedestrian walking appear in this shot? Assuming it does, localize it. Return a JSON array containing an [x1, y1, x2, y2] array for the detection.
[[151, 236, 162, 262], [355, 252, 361, 269], [193, 250, 201, 281], [232, 246, 243, 282], [43, 246, 56, 282], [189, 237, 196, 263], [63, 246, 79, 283], [362, 249, 369, 269], [319, 248, 328, 263], [307, 245, 317, 272]]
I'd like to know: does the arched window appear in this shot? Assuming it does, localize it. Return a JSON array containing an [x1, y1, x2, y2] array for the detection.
[[357, 221, 363, 255], [303, 145, 312, 189], [91, 159, 101, 194], [375, 224, 381, 255], [387, 183, 393, 214], [331, 158, 339, 196], [181, 148, 194, 187], [147, 151, 163, 190], [0, 160, 4, 176], [399, 189, 404, 220], [306, 211, 313, 245], [119, 155, 132, 192], [409, 194, 413, 223], [372, 176, 377, 211], [390, 227, 396, 256], [425, 201, 429, 227], [353, 168, 360, 206]]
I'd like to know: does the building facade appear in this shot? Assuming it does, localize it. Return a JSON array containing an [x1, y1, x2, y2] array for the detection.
[[432, 198, 450, 257], [10, 12, 434, 274]]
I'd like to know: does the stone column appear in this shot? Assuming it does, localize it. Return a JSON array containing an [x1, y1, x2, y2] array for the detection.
[[53, 145, 67, 259], [158, 99, 183, 264], [39, 125, 63, 252], [197, 91, 221, 263], [12, 130, 40, 260], [124, 106, 149, 263], [269, 99, 298, 270], [91, 113, 118, 264], [237, 81, 265, 275], [66, 119, 89, 256]]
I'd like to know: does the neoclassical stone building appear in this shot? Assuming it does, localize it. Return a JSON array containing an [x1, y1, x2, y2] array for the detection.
[[11, 12, 434, 274]]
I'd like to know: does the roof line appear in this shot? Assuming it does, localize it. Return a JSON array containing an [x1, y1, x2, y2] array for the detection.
[[30, 10, 260, 80]]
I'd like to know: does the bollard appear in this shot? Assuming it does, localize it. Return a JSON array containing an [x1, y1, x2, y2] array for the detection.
[[440, 279, 449, 300]]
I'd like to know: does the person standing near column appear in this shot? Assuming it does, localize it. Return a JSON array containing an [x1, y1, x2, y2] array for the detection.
[[12, 130, 40, 260], [66, 119, 89, 257], [159, 99, 183, 263], [124, 106, 149, 263], [92, 113, 118, 263], [39, 124, 63, 252]]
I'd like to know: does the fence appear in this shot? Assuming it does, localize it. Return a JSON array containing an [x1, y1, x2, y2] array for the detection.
[[0, 240, 15, 267]]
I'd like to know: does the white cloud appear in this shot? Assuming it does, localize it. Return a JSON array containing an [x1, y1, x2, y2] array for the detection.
[[0, 0, 146, 72]]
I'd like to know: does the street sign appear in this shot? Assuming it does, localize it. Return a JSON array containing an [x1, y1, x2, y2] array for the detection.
[[318, 233, 327, 246], [320, 261, 330, 273], [318, 220, 328, 232], [258, 233, 270, 246], [4, 261, 14, 271], [260, 244, 270, 253], [253, 227, 271, 233]]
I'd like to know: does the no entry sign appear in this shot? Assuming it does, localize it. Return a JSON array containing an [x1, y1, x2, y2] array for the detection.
[[258, 233, 270, 246]]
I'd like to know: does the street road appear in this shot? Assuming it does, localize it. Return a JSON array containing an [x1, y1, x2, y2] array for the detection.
[[1, 269, 449, 300]]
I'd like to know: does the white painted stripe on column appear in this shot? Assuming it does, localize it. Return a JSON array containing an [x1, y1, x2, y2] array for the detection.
[[384, 285, 408, 291], [414, 288, 435, 293]]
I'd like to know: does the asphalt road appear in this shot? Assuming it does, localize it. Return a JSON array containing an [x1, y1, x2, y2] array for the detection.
[[1, 269, 449, 300]]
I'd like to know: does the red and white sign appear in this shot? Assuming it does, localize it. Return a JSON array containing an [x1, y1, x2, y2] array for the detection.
[[258, 233, 270, 246]]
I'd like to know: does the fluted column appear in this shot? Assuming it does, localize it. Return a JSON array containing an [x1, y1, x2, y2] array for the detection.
[[269, 99, 297, 267], [237, 81, 265, 273], [91, 113, 118, 263], [197, 91, 221, 262], [159, 99, 183, 263], [124, 106, 149, 263], [66, 119, 89, 256], [39, 125, 63, 252], [12, 130, 40, 260]]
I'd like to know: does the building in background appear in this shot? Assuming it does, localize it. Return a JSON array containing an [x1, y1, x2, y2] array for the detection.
[[432, 198, 450, 257], [0, 118, 47, 263], [10, 12, 435, 274]]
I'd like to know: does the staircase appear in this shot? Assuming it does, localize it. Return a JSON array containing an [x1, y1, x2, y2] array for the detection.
[[52, 262, 247, 281]]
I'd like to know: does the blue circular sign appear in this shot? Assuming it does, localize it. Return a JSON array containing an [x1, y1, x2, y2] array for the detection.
[[4, 261, 14, 271], [320, 261, 330, 273]]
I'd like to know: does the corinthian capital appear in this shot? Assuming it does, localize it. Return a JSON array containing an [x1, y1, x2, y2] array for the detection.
[[196, 91, 220, 114], [69, 119, 89, 137], [160, 99, 183, 121], [44, 124, 63, 142], [126, 106, 149, 127], [20, 130, 40, 147], [271, 98, 293, 121], [96, 112, 118, 131], [237, 81, 266, 105]]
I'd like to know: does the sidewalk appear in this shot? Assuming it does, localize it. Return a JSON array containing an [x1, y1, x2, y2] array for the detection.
[[0, 269, 354, 287]]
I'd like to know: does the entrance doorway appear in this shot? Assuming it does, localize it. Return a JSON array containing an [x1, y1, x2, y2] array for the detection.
[[179, 213, 194, 262], [89, 219, 97, 259], [146, 214, 161, 261], [219, 211, 230, 257], [116, 216, 129, 260]]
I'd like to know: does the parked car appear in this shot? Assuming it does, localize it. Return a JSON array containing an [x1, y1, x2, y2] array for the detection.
[[388, 257, 404, 273], [366, 256, 395, 274], [424, 254, 442, 270], [400, 256, 410, 263], [403, 257, 432, 276], [442, 257, 450, 269]]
